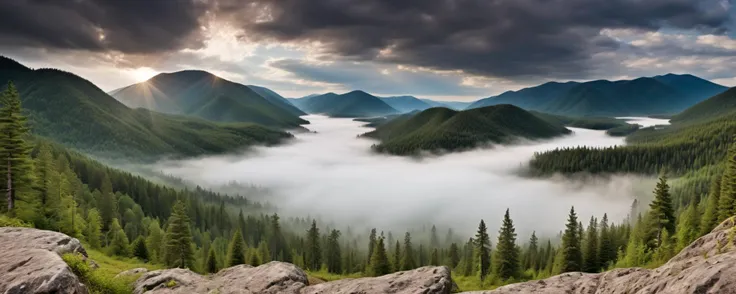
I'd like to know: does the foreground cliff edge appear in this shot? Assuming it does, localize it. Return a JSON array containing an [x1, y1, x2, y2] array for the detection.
[[3, 217, 736, 293]]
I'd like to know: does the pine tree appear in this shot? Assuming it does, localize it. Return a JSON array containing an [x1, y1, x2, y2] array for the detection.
[[701, 179, 722, 235], [582, 216, 599, 272], [326, 229, 342, 274], [560, 207, 582, 273], [461, 238, 474, 276], [206, 247, 219, 273], [676, 202, 700, 250], [257, 240, 271, 264], [474, 219, 491, 281], [392, 240, 401, 272], [305, 220, 322, 270], [430, 248, 439, 266], [598, 214, 615, 269], [367, 228, 377, 264], [648, 176, 676, 248], [86, 208, 102, 249], [163, 200, 195, 268], [109, 218, 130, 257], [401, 232, 416, 270], [719, 147, 736, 221], [523, 232, 538, 271], [268, 214, 287, 261], [0, 82, 32, 213], [430, 225, 439, 249], [132, 236, 149, 261], [98, 174, 116, 229], [448, 243, 460, 269], [418, 244, 427, 266], [494, 209, 520, 280], [146, 220, 164, 263], [226, 229, 246, 266], [368, 236, 390, 276]]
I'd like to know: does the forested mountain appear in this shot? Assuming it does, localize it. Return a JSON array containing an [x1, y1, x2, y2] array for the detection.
[[362, 104, 571, 155], [671, 87, 736, 123], [293, 90, 399, 117], [468, 75, 726, 116], [379, 96, 433, 112], [111, 70, 307, 128], [0, 57, 293, 160], [247, 85, 306, 117]]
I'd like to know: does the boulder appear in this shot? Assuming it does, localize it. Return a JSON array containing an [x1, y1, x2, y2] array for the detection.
[[0, 227, 88, 294], [134, 262, 454, 294], [463, 217, 736, 294], [115, 267, 149, 278], [302, 266, 454, 294]]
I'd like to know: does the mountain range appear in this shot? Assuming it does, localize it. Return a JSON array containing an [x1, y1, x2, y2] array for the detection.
[[469, 74, 726, 116], [362, 104, 571, 155], [110, 71, 307, 128], [0, 56, 293, 160], [290, 90, 399, 117]]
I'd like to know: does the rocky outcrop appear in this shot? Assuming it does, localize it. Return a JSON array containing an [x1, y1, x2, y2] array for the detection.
[[0, 227, 88, 294], [302, 266, 454, 294], [134, 262, 454, 294], [466, 217, 736, 294]]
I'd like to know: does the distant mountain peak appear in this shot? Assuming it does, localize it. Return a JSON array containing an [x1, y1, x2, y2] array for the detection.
[[0, 56, 31, 71]]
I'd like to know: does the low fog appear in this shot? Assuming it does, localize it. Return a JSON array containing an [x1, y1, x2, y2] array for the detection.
[[155, 115, 669, 239]]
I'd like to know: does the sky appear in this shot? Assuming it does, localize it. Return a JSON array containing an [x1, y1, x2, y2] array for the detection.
[[0, 0, 734, 101]]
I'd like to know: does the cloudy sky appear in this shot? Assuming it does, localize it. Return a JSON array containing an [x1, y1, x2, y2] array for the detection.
[[1, 0, 734, 101]]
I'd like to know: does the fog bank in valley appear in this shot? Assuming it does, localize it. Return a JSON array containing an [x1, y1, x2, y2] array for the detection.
[[156, 115, 664, 238]]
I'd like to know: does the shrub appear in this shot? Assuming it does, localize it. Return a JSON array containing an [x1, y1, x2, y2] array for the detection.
[[62, 253, 134, 294], [0, 215, 32, 227]]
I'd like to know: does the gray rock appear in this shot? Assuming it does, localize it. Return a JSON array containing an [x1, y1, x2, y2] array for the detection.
[[302, 266, 454, 294], [0, 227, 88, 294], [134, 262, 454, 294], [463, 216, 736, 294], [115, 267, 149, 278]]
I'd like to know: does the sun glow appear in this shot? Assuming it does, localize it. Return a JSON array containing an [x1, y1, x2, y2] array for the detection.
[[130, 67, 158, 82]]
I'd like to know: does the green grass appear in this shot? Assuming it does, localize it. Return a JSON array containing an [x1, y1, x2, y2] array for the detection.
[[305, 269, 363, 283], [63, 248, 162, 294]]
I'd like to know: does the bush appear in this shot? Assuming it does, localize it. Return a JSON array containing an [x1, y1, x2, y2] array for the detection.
[[0, 214, 32, 227], [62, 253, 134, 294]]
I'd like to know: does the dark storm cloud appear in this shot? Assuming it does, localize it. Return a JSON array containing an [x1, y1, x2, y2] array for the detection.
[[227, 0, 733, 79], [0, 0, 207, 53]]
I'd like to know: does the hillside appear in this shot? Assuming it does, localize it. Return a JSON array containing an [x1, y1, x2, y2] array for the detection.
[[111, 71, 307, 127], [296, 90, 399, 117], [0, 56, 293, 160], [672, 87, 736, 123], [362, 104, 570, 155], [420, 99, 472, 110], [468, 75, 726, 116], [379, 96, 433, 112]]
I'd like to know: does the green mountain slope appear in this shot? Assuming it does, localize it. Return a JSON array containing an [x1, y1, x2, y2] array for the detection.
[[468, 75, 725, 116], [672, 87, 736, 123], [247, 85, 306, 116], [380, 96, 433, 112], [0, 56, 293, 160], [111, 70, 307, 127], [420, 99, 472, 110], [298, 90, 399, 117], [362, 104, 570, 155]]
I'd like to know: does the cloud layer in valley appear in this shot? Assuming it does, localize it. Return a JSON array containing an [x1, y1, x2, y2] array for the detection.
[[154, 116, 666, 239]]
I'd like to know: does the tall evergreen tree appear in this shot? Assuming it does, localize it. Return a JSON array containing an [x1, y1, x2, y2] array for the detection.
[[494, 209, 520, 280], [448, 243, 460, 269], [701, 179, 722, 235], [582, 216, 599, 272], [326, 229, 342, 274], [268, 214, 287, 261], [146, 220, 164, 263], [719, 147, 736, 221], [523, 232, 538, 271], [560, 207, 582, 273], [0, 82, 32, 213], [109, 218, 130, 257], [367, 228, 377, 264], [648, 176, 676, 247], [430, 248, 439, 266], [676, 202, 700, 251], [163, 200, 195, 268], [86, 208, 102, 249], [461, 238, 474, 276], [401, 232, 416, 270], [598, 214, 615, 269], [132, 236, 149, 261], [226, 229, 246, 266], [474, 219, 492, 281], [368, 236, 390, 276], [305, 220, 322, 270], [206, 247, 219, 273], [430, 225, 439, 249], [392, 240, 401, 272]]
